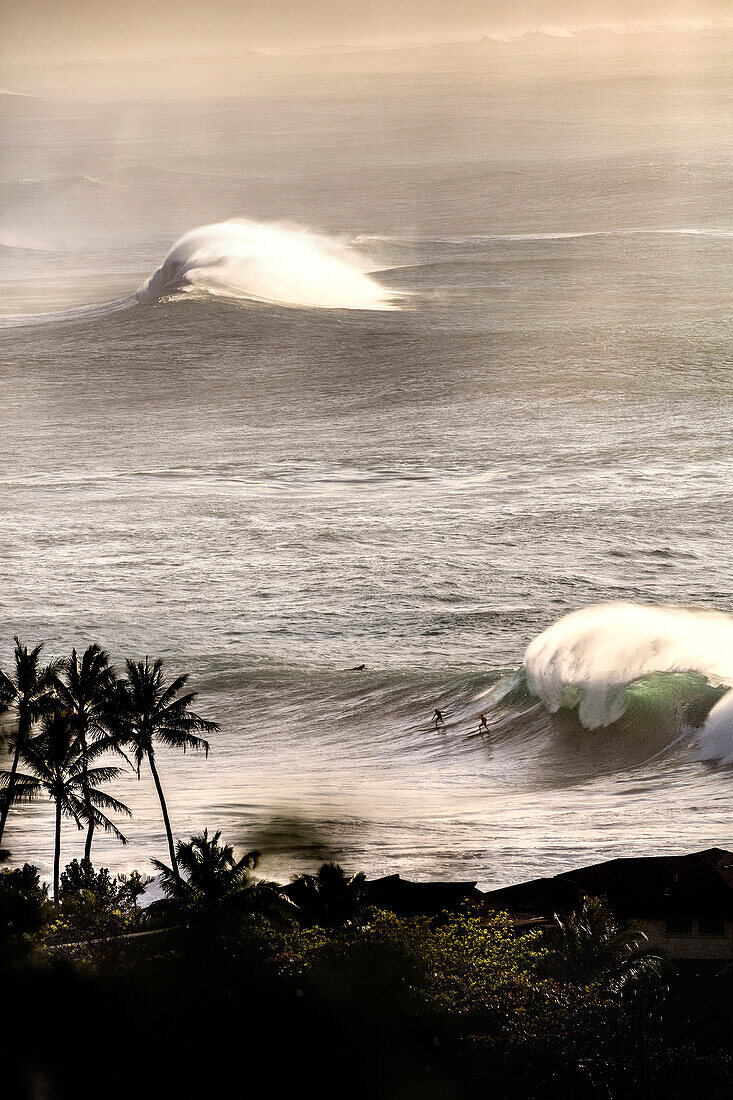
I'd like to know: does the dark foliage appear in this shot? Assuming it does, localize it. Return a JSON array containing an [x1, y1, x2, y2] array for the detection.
[[0, 863, 46, 949], [289, 861, 368, 927], [59, 858, 119, 902], [149, 829, 286, 922]]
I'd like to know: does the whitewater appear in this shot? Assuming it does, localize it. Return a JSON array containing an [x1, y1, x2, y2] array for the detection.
[[0, 220, 400, 328], [525, 603, 733, 757], [137, 221, 400, 310]]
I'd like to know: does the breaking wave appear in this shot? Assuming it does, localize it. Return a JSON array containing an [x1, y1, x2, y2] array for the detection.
[[137, 220, 400, 311], [523, 603, 733, 761], [0, 219, 401, 329]]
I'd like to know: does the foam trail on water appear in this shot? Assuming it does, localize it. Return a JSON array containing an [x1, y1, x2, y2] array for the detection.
[[137, 220, 400, 310], [0, 296, 139, 330], [524, 603, 733, 755]]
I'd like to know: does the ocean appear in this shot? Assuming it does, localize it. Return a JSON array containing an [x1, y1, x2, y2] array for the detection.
[[1, 28, 732, 889]]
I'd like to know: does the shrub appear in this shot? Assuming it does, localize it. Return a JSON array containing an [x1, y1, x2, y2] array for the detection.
[[0, 864, 48, 950], [42, 859, 150, 944]]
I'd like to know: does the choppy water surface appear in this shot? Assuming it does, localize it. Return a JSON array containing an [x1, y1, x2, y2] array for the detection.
[[1, 32, 732, 887]]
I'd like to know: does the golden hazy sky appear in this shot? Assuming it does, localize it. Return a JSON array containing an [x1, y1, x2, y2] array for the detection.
[[2, 0, 731, 61]]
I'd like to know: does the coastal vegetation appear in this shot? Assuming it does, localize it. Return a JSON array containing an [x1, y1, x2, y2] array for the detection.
[[0, 638, 215, 881], [108, 656, 218, 872], [2, 842, 731, 1099], [1, 638, 731, 1098], [7, 708, 130, 902], [0, 638, 60, 851]]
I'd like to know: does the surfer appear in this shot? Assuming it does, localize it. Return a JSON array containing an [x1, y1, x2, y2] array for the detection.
[[478, 713, 490, 735], [433, 708, 445, 729]]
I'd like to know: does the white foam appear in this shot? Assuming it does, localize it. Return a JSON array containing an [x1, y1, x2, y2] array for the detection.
[[524, 603, 733, 754], [699, 691, 733, 763], [137, 220, 400, 311]]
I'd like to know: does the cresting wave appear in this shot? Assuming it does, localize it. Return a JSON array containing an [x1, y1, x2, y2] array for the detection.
[[0, 219, 401, 329], [137, 220, 400, 310], [523, 603, 733, 761]]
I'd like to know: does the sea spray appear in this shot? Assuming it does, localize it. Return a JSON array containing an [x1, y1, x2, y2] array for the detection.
[[698, 691, 733, 764], [137, 220, 400, 310], [523, 603, 733, 753]]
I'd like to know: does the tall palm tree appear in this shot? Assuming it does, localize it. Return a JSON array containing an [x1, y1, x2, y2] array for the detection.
[[547, 895, 668, 996], [113, 658, 218, 874], [0, 638, 61, 848], [1, 709, 131, 901], [53, 644, 117, 862]]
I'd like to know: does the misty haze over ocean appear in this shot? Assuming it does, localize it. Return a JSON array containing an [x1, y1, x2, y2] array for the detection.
[[1, 22, 732, 886]]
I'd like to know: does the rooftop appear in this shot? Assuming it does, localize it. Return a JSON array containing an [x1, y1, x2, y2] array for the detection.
[[481, 848, 733, 919]]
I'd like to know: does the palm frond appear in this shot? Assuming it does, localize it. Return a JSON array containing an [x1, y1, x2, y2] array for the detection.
[[72, 764, 122, 786], [151, 856, 192, 902], [86, 788, 132, 817], [0, 778, 43, 805]]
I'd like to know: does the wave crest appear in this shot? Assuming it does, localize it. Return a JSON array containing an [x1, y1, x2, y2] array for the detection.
[[523, 603, 733, 759], [137, 220, 400, 311]]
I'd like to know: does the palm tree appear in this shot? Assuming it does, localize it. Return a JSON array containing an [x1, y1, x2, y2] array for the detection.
[[0, 638, 61, 849], [151, 829, 261, 911], [547, 895, 668, 996], [53, 644, 117, 862], [289, 862, 368, 927], [1, 709, 131, 901], [113, 658, 218, 874]]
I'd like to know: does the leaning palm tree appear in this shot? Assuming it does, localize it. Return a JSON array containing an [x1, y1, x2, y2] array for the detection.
[[547, 895, 668, 997], [53, 644, 117, 862], [152, 829, 261, 911], [0, 638, 61, 848], [1, 709, 131, 902], [112, 658, 218, 874]]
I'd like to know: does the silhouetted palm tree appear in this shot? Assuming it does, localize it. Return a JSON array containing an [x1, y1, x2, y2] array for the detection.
[[113, 658, 218, 874], [0, 638, 61, 848], [289, 861, 368, 927], [53, 644, 118, 862], [547, 895, 668, 996], [152, 829, 262, 911], [1, 709, 130, 901]]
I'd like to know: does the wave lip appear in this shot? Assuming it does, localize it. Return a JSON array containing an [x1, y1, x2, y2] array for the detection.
[[523, 603, 733, 755], [137, 220, 401, 311]]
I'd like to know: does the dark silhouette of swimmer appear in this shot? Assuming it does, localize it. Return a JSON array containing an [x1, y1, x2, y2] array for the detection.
[[478, 713, 490, 734], [433, 709, 445, 729], [345, 664, 367, 671]]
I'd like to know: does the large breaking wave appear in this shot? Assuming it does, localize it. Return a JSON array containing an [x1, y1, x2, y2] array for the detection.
[[0, 219, 400, 329], [523, 603, 733, 761], [137, 220, 399, 310]]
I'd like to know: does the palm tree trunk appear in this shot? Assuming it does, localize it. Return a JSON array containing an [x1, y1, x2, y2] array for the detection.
[[53, 798, 62, 904], [79, 730, 95, 864], [84, 819, 94, 863], [0, 712, 31, 848], [0, 740, 21, 847], [148, 752, 179, 875]]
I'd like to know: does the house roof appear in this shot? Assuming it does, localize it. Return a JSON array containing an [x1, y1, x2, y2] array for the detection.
[[365, 874, 482, 916], [280, 872, 482, 917], [481, 848, 733, 919]]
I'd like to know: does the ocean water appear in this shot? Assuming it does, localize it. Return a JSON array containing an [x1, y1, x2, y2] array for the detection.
[[1, 31, 733, 888]]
